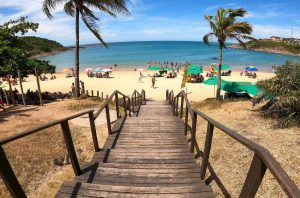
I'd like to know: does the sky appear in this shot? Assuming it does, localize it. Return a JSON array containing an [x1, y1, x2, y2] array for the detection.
[[0, 0, 299, 46]]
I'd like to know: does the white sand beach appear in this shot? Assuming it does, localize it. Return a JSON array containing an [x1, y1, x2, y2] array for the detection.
[[9, 69, 275, 101]]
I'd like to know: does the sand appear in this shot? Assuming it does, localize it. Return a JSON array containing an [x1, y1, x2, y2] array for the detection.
[[7, 69, 275, 101]]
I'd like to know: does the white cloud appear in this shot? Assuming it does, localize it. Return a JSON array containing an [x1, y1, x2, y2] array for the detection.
[[253, 25, 300, 39]]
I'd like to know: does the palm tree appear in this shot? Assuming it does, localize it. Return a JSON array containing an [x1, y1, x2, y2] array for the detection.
[[43, 0, 130, 97], [203, 8, 255, 98]]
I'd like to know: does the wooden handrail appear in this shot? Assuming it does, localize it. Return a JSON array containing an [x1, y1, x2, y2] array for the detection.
[[0, 109, 94, 146], [0, 89, 146, 198], [167, 89, 300, 198]]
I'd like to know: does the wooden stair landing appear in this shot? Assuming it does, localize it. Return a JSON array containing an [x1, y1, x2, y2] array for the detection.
[[56, 101, 214, 197]]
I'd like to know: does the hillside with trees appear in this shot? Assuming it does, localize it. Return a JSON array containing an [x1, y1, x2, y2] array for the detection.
[[19, 36, 68, 57], [231, 40, 300, 56]]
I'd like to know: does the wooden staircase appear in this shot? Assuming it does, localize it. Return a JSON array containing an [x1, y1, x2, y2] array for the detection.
[[55, 100, 215, 197]]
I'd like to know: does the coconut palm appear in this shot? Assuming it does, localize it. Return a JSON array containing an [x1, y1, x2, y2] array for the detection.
[[203, 8, 255, 98], [43, 0, 130, 97]]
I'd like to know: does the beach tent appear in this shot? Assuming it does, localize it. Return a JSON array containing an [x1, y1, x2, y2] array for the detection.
[[148, 65, 161, 71], [188, 65, 203, 75], [245, 66, 258, 71], [215, 65, 231, 71], [222, 82, 260, 96], [102, 68, 112, 72], [94, 68, 102, 73], [84, 68, 92, 73], [163, 67, 173, 71]]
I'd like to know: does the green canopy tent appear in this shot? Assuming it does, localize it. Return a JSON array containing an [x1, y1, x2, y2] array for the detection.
[[188, 65, 203, 75], [148, 65, 161, 71], [215, 65, 231, 71], [222, 82, 260, 96]]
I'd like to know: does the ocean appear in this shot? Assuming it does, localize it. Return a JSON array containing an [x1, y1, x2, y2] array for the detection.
[[40, 41, 300, 72]]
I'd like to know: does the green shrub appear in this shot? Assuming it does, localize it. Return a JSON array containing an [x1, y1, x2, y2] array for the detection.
[[253, 61, 300, 127]]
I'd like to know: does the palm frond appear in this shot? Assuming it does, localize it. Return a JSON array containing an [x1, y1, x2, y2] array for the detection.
[[226, 22, 252, 34], [228, 8, 247, 18], [42, 0, 65, 19], [64, 1, 75, 17], [81, 5, 99, 20], [80, 11, 108, 48], [203, 33, 215, 46]]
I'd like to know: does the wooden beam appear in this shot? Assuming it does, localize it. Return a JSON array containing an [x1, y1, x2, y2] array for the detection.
[[240, 154, 267, 198], [60, 121, 81, 176], [200, 122, 214, 180]]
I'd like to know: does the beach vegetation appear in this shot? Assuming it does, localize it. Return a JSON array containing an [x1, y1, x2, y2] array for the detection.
[[203, 8, 255, 98], [42, 0, 130, 98], [254, 61, 300, 127], [0, 17, 55, 78]]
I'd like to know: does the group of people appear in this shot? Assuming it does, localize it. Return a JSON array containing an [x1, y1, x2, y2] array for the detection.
[[40, 74, 57, 81], [88, 70, 110, 78], [240, 71, 257, 78], [71, 80, 85, 97], [190, 74, 205, 83]]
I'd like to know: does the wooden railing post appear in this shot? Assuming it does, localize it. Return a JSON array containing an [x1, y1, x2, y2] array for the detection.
[[115, 93, 120, 118], [89, 112, 100, 152], [97, 91, 99, 98], [166, 90, 169, 100], [180, 95, 184, 118], [134, 92, 137, 106], [172, 97, 176, 116], [0, 146, 26, 198], [123, 95, 127, 116], [131, 97, 135, 113], [185, 104, 189, 135], [105, 105, 112, 134], [60, 121, 81, 176], [176, 96, 179, 116], [240, 154, 267, 197], [86, 90, 89, 96], [200, 122, 214, 179], [128, 98, 132, 116], [91, 90, 94, 97], [190, 111, 197, 153]]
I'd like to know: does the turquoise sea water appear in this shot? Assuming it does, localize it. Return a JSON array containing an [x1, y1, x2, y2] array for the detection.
[[40, 41, 300, 71]]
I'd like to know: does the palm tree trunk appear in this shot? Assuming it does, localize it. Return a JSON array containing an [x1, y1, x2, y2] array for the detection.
[[74, 6, 80, 98], [216, 43, 223, 98]]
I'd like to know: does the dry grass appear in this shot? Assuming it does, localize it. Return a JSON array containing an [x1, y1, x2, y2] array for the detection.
[[191, 100, 300, 197], [0, 98, 106, 198]]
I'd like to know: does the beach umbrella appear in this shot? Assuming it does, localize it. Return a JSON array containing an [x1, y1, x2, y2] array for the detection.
[[94, 68, 102, 72], [84, 68, 92, 73], [102, 68, 112, 72], [245, 66, 258, 71], [62, 68, 73, 73], [148, 65, 161, 71], [215, 65, 231, 71], [203, 76, 228, 86], [188, 65, 203, 75], [163, 67, 173, 71]]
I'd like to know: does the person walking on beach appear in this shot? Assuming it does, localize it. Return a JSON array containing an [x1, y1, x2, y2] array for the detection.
[[71, 83, 75, 97], [138, 71, 143, 83], [151, 75, 156, 88], [80, 81, 85, 95]]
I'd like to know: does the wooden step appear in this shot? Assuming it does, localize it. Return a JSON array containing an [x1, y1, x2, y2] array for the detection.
[[56, 181, 214, 198]]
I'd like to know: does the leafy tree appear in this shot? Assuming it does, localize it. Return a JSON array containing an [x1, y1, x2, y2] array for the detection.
[[203, 8, 255, 98], [254, 61, 300, 127], [42, 0, 130, 97], [0, 17, 55, 78]]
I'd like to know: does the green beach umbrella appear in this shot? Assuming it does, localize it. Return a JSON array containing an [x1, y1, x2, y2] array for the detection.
[[188, 65, 203, 75], [215, 65, 231, 71], [164, 67, 173, 71], [203, 76, 228, 87], [148, 65, 161, 71]]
